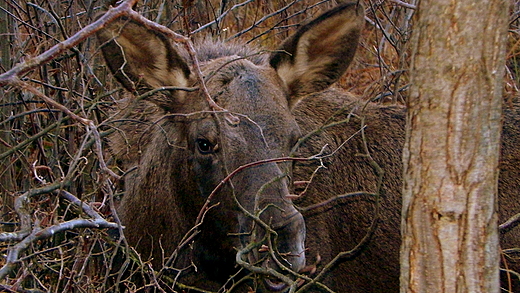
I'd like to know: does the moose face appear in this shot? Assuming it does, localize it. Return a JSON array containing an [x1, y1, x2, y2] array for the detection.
[[97, 2, 364, 291], [186, 57, 308, 287]]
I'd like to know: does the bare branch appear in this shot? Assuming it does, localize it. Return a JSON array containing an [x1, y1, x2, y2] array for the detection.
[[500, 212, 520, 233], [228, 0, 305, 40], [390, 0, 416, 10], [0, 186, 118, 281], [57, 190, 105, 220], [191, 0, 256, 34], [0, 218, 118, 280]]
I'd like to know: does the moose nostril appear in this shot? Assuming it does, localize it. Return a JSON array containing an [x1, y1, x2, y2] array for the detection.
[[264, 277, 288, 292]]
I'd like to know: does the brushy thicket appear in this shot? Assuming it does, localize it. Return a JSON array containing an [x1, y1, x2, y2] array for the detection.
[[0, 0, 518, 292]]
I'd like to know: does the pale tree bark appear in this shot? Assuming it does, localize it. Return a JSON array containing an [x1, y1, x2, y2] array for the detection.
[[400, 1, 509, 293]]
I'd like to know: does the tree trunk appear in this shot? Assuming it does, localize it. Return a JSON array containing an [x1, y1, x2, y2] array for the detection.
[[0, 0, 14, 230], [400, 1, 509, 292]]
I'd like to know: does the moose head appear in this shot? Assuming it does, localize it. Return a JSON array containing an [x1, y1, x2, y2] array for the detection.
[[97, 2, 364, 291]]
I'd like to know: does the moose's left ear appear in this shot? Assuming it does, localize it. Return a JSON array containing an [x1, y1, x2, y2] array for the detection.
[[269, 3, 364, 102]]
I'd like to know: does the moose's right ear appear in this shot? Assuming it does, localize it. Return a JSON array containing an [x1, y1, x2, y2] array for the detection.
[[269, 3, 364, 104], [96, 17, 191, 105]]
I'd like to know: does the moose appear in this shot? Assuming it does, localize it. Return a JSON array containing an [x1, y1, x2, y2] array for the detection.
[[97, 2, 520, 292]]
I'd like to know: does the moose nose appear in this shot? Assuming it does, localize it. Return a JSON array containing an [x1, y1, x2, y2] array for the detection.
[[261, 209, 306, 291], [236, 203, 306, 292], [264, 277, 289, 292]]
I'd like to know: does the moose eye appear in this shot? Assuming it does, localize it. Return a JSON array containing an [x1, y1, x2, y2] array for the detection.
[[196, 138, 214, 154]]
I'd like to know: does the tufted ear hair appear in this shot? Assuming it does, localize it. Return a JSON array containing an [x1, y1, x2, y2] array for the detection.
[[96, 16, 191, 110], [269, 2, 364, 105]]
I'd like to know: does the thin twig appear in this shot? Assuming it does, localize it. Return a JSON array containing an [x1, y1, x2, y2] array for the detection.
[[500, 212, 520, 233], [191, 0, 256, 34], [390, 0, 416, 10], [228, 0, 304, 41]]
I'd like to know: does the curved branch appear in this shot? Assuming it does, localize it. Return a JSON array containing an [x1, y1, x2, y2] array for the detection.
[[0, 218, 118, 280]]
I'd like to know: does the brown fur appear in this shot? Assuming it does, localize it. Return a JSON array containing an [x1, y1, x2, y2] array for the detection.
[[97, 3, 520, 292], [292, 90, 405, 292]]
